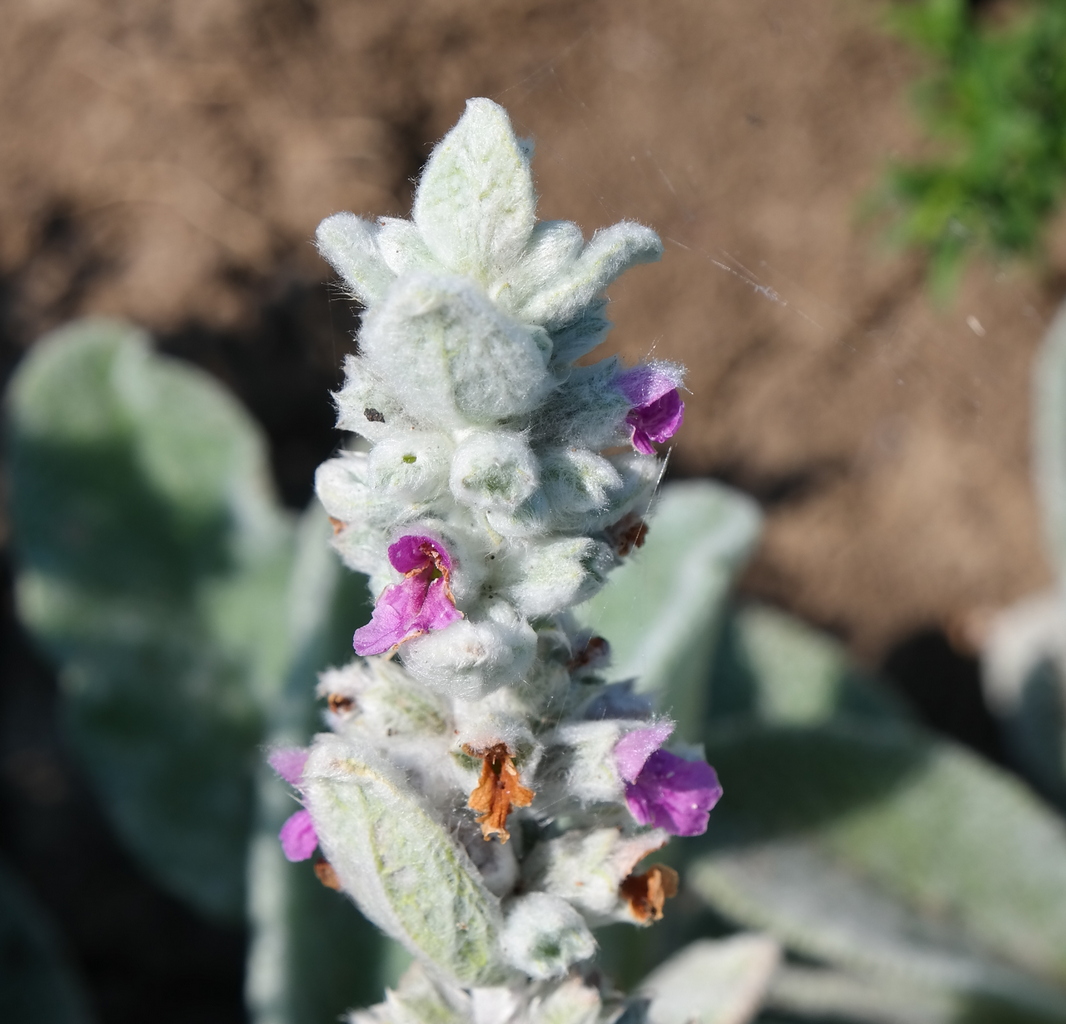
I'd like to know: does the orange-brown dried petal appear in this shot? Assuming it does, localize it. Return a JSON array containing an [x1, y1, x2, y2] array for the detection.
[[619, 863, 679, 922], [606, 514, 649, 557], [465, 743, 534, 843], [314, 860, 342, 891], [327, 692, 355, 714], [568, 634, 610, 671]]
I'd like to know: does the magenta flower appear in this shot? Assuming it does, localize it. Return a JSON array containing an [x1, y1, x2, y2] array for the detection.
[[353, 534, 463, 656], [269, 747, 319, 862], [278, 809, 318, 861], [614, 725, 722, 837], [269, 748, 309, 787], [615, 365, 685, 455], [614, 722, 675, 779]]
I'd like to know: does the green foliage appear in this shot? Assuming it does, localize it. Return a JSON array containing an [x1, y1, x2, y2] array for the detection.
[[878, 0, 1066, 295]]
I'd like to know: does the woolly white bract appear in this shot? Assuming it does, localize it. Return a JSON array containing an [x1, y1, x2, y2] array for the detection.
[[279, 98, 718, 1021]]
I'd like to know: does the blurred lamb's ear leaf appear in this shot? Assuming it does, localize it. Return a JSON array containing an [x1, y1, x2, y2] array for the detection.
[[981, 591, 1066, 812], [689, 723, 1066, 1019], [767, 962, 1066, 1024], [638, 934, 780, 1024], [6, 319, 295, 923], [580, 480, 761, 738], [247, 503, 396, 1024], [1013, 298, 1066, 809], [1035, 300, 1066, 582], [0, 858, 94, 1024], [765, 963, 956, 1024], [710, 602, 907, 726]]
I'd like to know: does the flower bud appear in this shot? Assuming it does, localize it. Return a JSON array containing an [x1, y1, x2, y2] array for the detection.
[[534, 360, 631, 451], [497, 536, 616, 617], [523, 827, 668, 925], [314, 452, 374, 523], [368, 432, 453, 503], [401, 601, 537, 700], [450, 430, 539, 512], [334, 356, 412, 441], [500, 893, 596, 979], [314, 454, 392, 578], [318, 659, 450, 741], [540, 448, 625, 517]]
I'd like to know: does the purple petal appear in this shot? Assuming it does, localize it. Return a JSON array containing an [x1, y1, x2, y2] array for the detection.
[[353, 574, 431, 655], [626, 392, 684, 454], [625, 749, 722, 837], [630, 426, 656, 456], [627, 390, 684, 445], [615, 365, 681, 407], [353, 568, 462, 656], [616, 365, 685, 453], [411, 577, 464, 633], [388, 534, 452, 574], [614, 723, 675, 783], [279, 809, 318, 861], [269, 747, 309, 787]]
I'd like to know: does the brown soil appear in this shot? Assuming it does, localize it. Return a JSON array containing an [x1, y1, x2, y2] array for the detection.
[[1, 2, 1061, 1018]]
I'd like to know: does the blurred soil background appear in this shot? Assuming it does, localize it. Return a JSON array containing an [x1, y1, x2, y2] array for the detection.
[[0, 0, 1059, 1020]]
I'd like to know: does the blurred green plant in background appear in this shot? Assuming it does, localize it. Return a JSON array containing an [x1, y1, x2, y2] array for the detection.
[[6, 317, 1066, 1023], [876, 0, 1066, 296]]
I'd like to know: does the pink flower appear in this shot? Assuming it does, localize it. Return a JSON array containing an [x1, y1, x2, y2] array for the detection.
[[269, 747, 309, 787], [614, 725, 722, 837], [614, 722, 675, 779], [269, 747, 318, 862], [353, 535, 463, 656], [278, 809, 318, 862], [615, 365, 685, 455]]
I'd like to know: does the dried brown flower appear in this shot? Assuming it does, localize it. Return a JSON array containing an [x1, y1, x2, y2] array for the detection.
[[465, 743, 534, 843], [314, 859, 342, 891], [619, 863, 678, 922]]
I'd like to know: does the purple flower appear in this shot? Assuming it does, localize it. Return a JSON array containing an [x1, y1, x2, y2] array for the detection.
[[615, 365, 685, 455], [353, 534, 463, 656], [279, 809, 318, 861], [269, 747, 308, 786], [269, 747, 318, 862], [614, 726, 722, 837], [614, 723, 675, 780]]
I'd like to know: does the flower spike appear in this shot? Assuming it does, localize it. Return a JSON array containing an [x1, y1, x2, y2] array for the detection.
[[275, 97, 723, 1018]]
